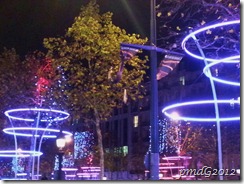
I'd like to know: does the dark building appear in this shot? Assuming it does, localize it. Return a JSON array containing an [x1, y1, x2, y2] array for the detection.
[[101, 56, 240, 180]]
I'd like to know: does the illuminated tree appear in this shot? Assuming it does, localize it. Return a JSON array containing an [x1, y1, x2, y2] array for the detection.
[[0, 49, 59, 179], [11, 157, 25, 174], [0, 49, 38, 152], [43, 0, 148, 179], [156, 0, 240, 56], [0, 49, 52, 111], [0, 49, 31, 111]]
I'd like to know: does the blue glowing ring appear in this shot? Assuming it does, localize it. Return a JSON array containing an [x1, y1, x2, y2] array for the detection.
[[3, 127, 73, 138], [0, 150, 43, 157], [203, 60, 240, 86], [4, 108, 70, 122], [182, 20, 240, 62], [162, 99, 240, 122]]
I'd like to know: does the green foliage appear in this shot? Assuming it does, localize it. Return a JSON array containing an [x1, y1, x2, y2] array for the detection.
[[43, 1, 148, 122], [43, 1, 148, 179], [0, 48, 27, 111], [180, 124, 217, 154]]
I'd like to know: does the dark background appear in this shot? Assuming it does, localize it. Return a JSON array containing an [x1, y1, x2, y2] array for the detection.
[[0, 0, 150, 56]]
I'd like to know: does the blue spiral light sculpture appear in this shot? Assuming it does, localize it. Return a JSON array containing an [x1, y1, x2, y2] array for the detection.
[[162, 20, 240, 180], [1, 107, 71, 180]]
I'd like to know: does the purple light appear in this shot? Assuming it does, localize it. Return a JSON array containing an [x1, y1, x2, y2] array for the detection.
[[3, 127, 72, 138], [203, 60, 240, 86], [159, 166, 185, 169], [162, 99, 240, 122], [161, 177, 174, 180], [80, 166, 100, 172], [80, 166, 100, 169], [181, 20, 240, 62], [16, 173, 27, 176], [2, 178, 27, 180], [0, 150, 43, 157], [177, 175, 195, 178], [172, 174, 195, 178], [65, 174, 76, 177], [4, 108, 70, 122], [162, 156, 192, 160], [62, 168, 78, 171], [76, 173, 99, 177], [159, 163, 175, 166]]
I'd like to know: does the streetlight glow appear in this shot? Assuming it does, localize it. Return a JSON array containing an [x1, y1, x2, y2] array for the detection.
[[56, 138, 65, 150]]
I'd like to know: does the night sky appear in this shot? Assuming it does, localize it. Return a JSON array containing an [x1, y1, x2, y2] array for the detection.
[[0, 0, 150, 56]]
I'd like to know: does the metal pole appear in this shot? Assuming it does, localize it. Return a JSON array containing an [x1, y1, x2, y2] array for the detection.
[[149, 0, 159, 180], [191, 34, 223, 180], [57, 152, 64, 180]]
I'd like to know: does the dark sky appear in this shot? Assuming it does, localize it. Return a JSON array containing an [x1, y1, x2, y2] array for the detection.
[[0, 0, 150, 56]]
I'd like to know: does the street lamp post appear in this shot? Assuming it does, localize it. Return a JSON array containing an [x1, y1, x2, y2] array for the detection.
[[120, 1, 183, 180], [149, 0, 159, 180], [56, 136, 66, 180]]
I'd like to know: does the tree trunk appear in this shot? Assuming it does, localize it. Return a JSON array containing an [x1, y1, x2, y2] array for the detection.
[[94, 117, 104, 180]]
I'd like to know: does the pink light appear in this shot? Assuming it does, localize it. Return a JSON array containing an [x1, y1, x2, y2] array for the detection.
[[159, 163, 175, 166], [65, 174, 76, 177], [80, 169, 101, 172], [159, 166, 185, 169], [76, 173, 99, 177], [172, 174, 195, 179], [80, 166, 100, 169], [78, 175, 97, 178], [172, 174, 181, 179], [180, 175, 195, 178], [162, 156, 192, 160], [80, 166, 101, 172], [161, 177, 174, 180]]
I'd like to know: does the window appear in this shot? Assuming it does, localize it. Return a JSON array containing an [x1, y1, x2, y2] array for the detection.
[[134, 115, 139, 128], [122, 146, 128, 156], [215, 68, 219, 76], [179, 76, 185, 85]]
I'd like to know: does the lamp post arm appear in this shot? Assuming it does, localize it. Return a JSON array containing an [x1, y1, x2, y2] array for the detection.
[[120, 43, 184, 57]]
